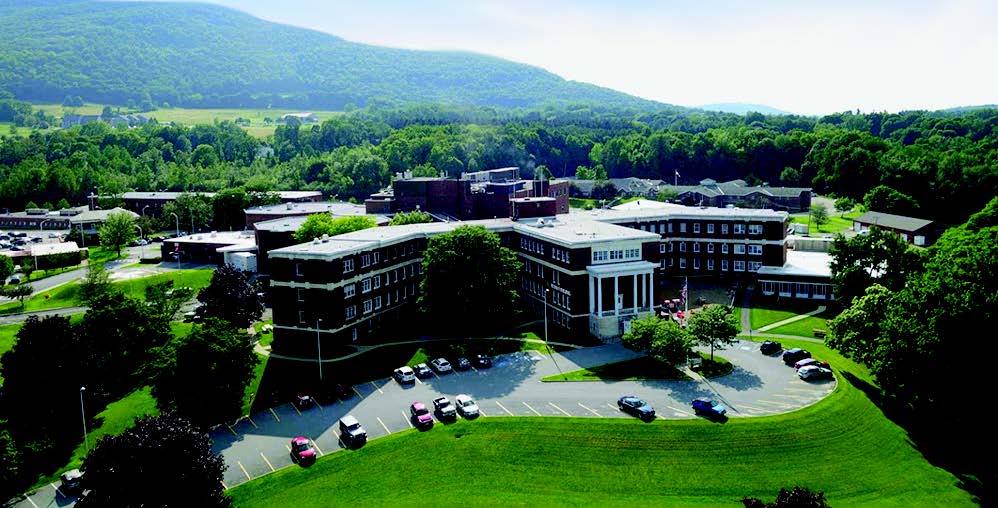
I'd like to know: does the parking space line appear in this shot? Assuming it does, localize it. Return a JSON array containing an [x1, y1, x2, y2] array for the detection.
[[290, 403, 302, 417], [313, 441, 324, 456], [50, 484, 64, 498], [737, 403, 767, 412], [285, 444, 292, 453], [269, 407, 281, 422], [578, 402, 601, 416], [313, 400, 324, 411], [246, 416, 258, 428], [757, 399, 796, 408], [470, 365, 479, 372], [549, 402, 571, 416], [772, 393, 811, 400], [414, 377, 423, 385], [226, 424, 238, 436], [402, 411, 413, 428], [260, 452, 275, 472], [337, 437, 347, 449], [522, 402, 542, 416], [496, 401, 514, 416], [24, 494, 39, 508], [431, 370, 440, 379], [606, 402, 619, 412], [352, 386, 364, 397], [666, 405, 692, 416], [222, 481, 228, 490], [478, 408, 487, 417], [377, 416, 391, 434], [237, 461, 252, 481], [370, 381, 383, 394]]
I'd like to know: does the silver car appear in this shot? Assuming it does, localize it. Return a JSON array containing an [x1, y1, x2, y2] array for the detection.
[[455, 394, 479, 418]]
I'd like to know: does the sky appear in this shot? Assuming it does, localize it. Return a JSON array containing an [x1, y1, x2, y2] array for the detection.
[[162, 0, 996, 115]]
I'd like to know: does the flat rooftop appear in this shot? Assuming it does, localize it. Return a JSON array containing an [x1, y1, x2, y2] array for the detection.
[[245, 201, 373, 216], [512, 214, 659, 247], [757, 250, 832, 278], [592, 201, 789, 222], [169, 230, 256, 247]]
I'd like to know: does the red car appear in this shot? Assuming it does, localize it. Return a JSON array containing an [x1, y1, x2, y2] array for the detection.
[[410, 401, 434, 429], [290, 436, 316, 464]]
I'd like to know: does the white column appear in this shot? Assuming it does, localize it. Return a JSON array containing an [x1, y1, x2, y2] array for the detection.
[[596, 276, 602, 314], [647, 273, 653, 310], [589, 275, 595, 314], [613, 276, 619, 314], [632, 274, 638, 313]]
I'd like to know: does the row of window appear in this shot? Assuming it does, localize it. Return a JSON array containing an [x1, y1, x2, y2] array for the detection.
[[638, 222, 764, 235], [759, 281, 831, 298], [350, 264, 420, 295], [520, 237, 546, 255], [592, 248, 641, 263], [658, 258, 764, 272], [306, 283, 420, 324], [342, 243, 418, 274], [551, 247, 570, 263], [659, 242, 764, 255]]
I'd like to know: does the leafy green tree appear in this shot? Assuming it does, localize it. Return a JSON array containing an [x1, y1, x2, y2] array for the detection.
[[56, 198, 71, 210], [294, 214, 377, 243], [196, 264, 264, 329], [161, 193, 213, 234], [621, 314, 658, 354], [389, 210, 433, 226], [24, 200, 37, 209], [410, 163, 438, 177], [685, 304, 739, 361], [655, 188, 678, 202], [828, 226, 923, 304], [809, 203, 829, 232], [150, 318, 259, 426], [0, 422, 20, 499], [833, 197, 856, 217], [211, 187, 248, 231], [0, 255, 13, 283], [79, 262, 115, 305], [76, 414, 231, 508], [191, 144, 220, 167], [826, 284, 892, 366], [0, 284, 32, 307], [145, 280, 195, 322], [419, 225, 522, 334], [98, 211, 137, 257], [648, 318, 694, 366], [863, 185, 920, 217]]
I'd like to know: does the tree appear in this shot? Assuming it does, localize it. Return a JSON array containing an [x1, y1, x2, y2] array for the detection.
[[56, 198, 71, 210], [685, 304, 739, 361], [0, 254, 13, 283], [808, 203, 829, 232], [150, 318, 259, 426], [741, 486, 829, 507], [145, 280, 195, 322], [648, 318, 695, 366], [76, 413, 231, 508], [293, 214, 377, 243], [620, 314, 658, 354], [196, 264, 264, 329], [419, 226, 522, 334], [211, 187, 247, 231], [828, 226, 923, 304], [833, 197, 856, 217], [863, 185, 920, 217], [161, 193, 213, 234], [0, 284, 32, 307], [98, 211, 137, 257], [389, 210, 433, 226], [79, 262, 115, 305]]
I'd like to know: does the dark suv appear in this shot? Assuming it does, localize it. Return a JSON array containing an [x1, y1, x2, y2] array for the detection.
[[782, 348, 811, 365], [760, 341, 782, 355]]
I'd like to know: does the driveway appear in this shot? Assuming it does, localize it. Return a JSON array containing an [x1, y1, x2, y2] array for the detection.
[[13, 340, 834, 506]]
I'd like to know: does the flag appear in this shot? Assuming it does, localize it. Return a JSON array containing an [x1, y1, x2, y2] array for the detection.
[[675, 170, 681, 178], [681, 277, 688, 304]]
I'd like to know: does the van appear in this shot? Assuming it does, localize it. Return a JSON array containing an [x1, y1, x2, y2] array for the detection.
[[8, 274, 21, 284]]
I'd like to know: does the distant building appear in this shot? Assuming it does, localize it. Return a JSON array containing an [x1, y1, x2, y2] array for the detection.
[[852, 211, 939, 246], [121, 190, 323, 218], [0, 206, 88, 230], [278, 112, 319, 124], [571, 178, 812, 212], [61, 114, 149, 129], [244, 201, 387, 230]]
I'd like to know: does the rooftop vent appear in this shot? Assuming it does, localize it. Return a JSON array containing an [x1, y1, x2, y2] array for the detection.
[[535, 218, 545, 227], [312, 238, 320, 244], [286, 203, 293, 210]]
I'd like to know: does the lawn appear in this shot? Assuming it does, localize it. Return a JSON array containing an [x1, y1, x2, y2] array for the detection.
[[0, 121, 36, 137], [788, 210, 861, 234], [226, 371, 974, 506], [0, 322, 21, 382], [749, 296, 839, 331]]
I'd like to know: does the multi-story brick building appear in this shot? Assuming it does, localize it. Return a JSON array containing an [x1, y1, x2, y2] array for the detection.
[[266, 203, 788, 357]]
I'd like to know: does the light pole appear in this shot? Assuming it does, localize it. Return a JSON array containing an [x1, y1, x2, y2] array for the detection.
[[80, 386, 89, 453], [135, 225, 144, 258], [170, 212, 180, 238], [170, 212, 181, 269], [141, 204, 149, 217], [39, 218, 52, 233], [543, 288, 566, 380], [316, 319, 323, 382]]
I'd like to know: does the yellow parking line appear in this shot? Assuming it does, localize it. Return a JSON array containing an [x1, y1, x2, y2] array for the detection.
[[549, 402, 571, 416], [522, 402, 541, 416], [496, 401, 514, 416], [578, 402, 601, 416], [313, 441, 324, 456], [237, 461, 252, 481], [260, 452, 275, 472], [290, 403, 302, 416], [377, 416, 391, 434], [269, 407, 281, 422], [369, 381, 382, 394], [226, 424, 238, 436], [402, 411, 413, 428], [246, 416, 258, 429]]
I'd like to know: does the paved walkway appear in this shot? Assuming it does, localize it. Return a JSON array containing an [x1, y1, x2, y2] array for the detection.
[[739, 284, 827, 344]]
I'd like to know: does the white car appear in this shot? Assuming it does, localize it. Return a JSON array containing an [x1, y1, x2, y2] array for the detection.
[[430, 357, 452, 374], [393, 366, 416, 384], [798, 365, 833, 381], [454, 394, 479, 418]]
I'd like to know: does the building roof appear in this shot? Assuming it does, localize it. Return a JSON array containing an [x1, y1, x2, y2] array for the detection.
[[69, 207, 138, 224], [253, 215, 311, 233], [512, 214, 659, 247], [31, 242, 81, 256], [853, 211, 933, 232], [121, 191, 322, 201], [757, 250, 832, 278], [245, 201, 371, 216], [597, 201, 789, 222]]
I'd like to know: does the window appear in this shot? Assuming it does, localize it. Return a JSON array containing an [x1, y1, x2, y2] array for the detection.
[[707, 223, 715, 234], [693, 258, 701, 270], [680, 222, 687, 233], [749, 261, 762, 271], [363, 300, 373, 314], [373, 251, 380, 264], [298, 310, 305, 324], [669, 243, 674, 252], [679, 257, 687, 269], [295, 263, 303, 277], [722, 244, 729, 254], [668, 223, 674, 233], [748, 244, 763, 255], [344, 284, 355, 298], [393, 270, 399, 283], [361, 254, 371, 267], [679, 242, 687, 253], [734, 224, 746, 234], [749, 224, 763, 235], [693, 223, 700, 233], [345, 305, 356, 319], [734, 260, 746, 271], [707, 259, 715, 270], [343, 259, 354, 273], [734, 244, 746, 255], [659, 243, 666, 253], [552, 271, 560, 285], [373, 276, 381, 289], [722, 259, 729, 271], [659, 224, 665, 233], [707, 243, 714, 253], [722, 224, 729, 234], [297, 288, 304, 303], [362, 278, 372, 293], [374, 296, 382, 310], [693, 242, 700, 253]]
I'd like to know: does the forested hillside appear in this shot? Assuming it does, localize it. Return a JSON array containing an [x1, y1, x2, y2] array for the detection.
[[0, 0, 666, 111], [1, 103, 995, 227]]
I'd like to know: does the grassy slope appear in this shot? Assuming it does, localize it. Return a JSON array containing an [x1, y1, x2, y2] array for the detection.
[[228, 340, 973, 507], [0, 322, 20, 382]]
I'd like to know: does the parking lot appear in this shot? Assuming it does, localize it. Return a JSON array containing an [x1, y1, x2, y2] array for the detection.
[[13, 340, 834, 506]]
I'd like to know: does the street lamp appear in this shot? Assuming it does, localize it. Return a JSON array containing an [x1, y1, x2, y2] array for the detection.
[[135, 225, 144, 258], [39, 218, 52, 233], [141, 204, 149, 217], [170, 212, 180, 238], [316, 319, 323, 382], [543, 288, 566, 380], [80, 386, 89, 453]]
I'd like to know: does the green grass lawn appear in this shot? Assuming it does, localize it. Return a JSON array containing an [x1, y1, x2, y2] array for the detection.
[[788, 210, 861, 235], [242, 354, 269, 416], [0, 121, 36, 137], [253, 320, 275, 348], [0, 322, 22, 383], [749, 296, 839, 332]]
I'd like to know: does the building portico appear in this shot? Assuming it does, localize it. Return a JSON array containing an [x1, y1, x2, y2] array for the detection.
[[587, 261, 657, 340]]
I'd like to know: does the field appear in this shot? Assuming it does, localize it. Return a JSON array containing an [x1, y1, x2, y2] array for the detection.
[[32, 103, 343, 138]]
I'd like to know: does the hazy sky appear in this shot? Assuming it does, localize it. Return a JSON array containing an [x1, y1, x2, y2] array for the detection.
[[165, 0, 996, 115]]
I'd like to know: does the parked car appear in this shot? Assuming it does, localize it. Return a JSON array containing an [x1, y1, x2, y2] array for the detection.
[[60, 468, 85, 496], [794, 358, 830, 371], [454, 357, 472, 371], [8, 274, 21, 284], [760, 340, 782, 355], [430, 357, 453, 374], [290, 436, 317, 464], [433, 396, 457, 420], [798, 365, 834, 381], [413, 363, 433, 379], [782, 348, 811, 365], [48, 232, 59, 238], [294, 394, 314, 410], [410, 401, 434, 429], [691, 399, 727, 419], [473, 354, 492, 368], [30, 236, 43, 243], [617, 395, 656, 421], [393, 366, 416, 384], [339, 415, 367, 447], [455, 394, 480, 418]]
